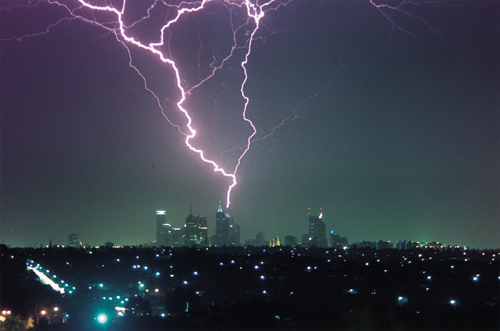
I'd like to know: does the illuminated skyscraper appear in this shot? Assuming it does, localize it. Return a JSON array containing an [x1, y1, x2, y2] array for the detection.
[[309, 212, 327, 248], [185, 211, 197, 246], [161, 223, 173, 246], [228, 216, 240, 246], [156, 210, 167, 246], [184, 207, 208, 247], [196, 216, 208, 247], [215, 201, 229, 246]]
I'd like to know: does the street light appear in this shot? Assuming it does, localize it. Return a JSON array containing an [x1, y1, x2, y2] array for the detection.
[[97, 313, 108, 324]]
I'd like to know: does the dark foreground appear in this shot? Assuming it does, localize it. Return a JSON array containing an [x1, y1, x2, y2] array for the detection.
[[1, 245, 499, 330]]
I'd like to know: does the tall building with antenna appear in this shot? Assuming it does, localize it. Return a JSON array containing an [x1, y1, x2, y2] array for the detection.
[[215, 201, 229, 246]]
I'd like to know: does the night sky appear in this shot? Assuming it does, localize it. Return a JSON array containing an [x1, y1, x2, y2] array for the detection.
[[1, 0, 499, 248]]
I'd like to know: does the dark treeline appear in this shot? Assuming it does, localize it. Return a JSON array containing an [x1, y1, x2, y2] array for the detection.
[[1, 244, 499, 330]]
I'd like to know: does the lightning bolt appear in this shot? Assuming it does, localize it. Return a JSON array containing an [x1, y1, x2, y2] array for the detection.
[[2, 0, 481, 209], [1, 0, 288, 208]]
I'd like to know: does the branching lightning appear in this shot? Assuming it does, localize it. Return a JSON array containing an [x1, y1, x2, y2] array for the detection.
[[1, 0, 468, 209], [1, 0, 290, 208]]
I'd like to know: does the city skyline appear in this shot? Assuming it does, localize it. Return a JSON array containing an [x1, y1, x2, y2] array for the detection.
[[1, 1, 499, 249], [3, 204, 493, 250]]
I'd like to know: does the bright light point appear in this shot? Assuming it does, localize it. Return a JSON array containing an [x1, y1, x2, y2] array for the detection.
[[183, 281, 188, 285], [193, 271, 198, 276], [260, 275, 265, 280], [40, 310, 46, 315], [156, 211, 166, 215], [53, 307, 59, 312], [450, 300, 456, 305], [97, 313, 108, 324]]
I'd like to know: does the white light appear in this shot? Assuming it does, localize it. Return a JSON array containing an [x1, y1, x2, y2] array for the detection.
[[97, 313, 108, 324], [156, 210, 166, 215]]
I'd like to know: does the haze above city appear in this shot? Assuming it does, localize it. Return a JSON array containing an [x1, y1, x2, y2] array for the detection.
[[1, 0, 499, 249]]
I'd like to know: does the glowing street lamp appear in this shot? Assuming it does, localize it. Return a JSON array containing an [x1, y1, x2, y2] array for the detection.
[[97, 313, 108, 324]]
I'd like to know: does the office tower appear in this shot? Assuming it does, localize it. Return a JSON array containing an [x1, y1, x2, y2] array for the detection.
[[284, 235, 297, 247], [68, 233, 80, 248], [185, 211, 197, 246], [255, 232, 265, 246], [156, 210, 167, 246], [308, 212, 327, 248], [227, 215, 240, 246], [171, 228, 182, 247], [215, 201, 229, 246], [196, 216, 208, 247], [161, 223, 173, 246], [184, 208, 208, 247], [330, 230, 348, 248]]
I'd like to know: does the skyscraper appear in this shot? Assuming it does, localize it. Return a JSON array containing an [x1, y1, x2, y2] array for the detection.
[[156, 210, 167, 246], [330, 230, 348, 248], [309, 212, 327, 248], [184, 207, 208, 247], [228, 216, 240, 246], [284, 235, 297, 247], [161, 223, 173, 246], [215, 201, 229, 246], [184, 211, 197, 246], [68, 233, 80, 248], [196, 216, 208, 247]]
